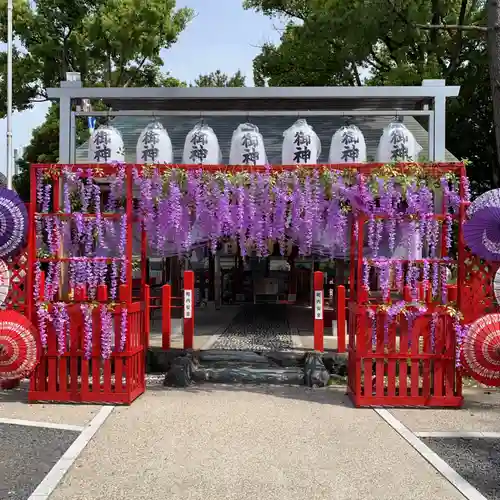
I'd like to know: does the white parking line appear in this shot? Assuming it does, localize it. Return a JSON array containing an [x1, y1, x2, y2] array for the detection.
[[0, 418, 85, 432], [27, 406, 114, 500], [415, 431, 500, 439], [375, 408, 488, 500]]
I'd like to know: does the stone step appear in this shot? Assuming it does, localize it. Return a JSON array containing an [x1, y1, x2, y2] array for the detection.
[[162, 352, 338, 388], [198, 350, 273, 364], [192, 366, 304, 385]]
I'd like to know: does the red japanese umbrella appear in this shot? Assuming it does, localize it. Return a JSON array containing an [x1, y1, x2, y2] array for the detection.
[[0, 310, 39, 382], [461, 313, 500, 386]]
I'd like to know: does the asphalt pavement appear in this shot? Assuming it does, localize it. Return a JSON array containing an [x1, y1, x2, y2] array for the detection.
[[423, 437, 500, 500], [0, 423, 78, 500]]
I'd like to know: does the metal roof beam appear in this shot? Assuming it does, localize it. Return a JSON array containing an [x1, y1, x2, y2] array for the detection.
[[46, 80, 460, 101]]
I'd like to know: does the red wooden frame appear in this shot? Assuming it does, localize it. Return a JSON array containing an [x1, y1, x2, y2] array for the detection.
[[27, 164, 145, 404], [346, 162, 466, 407], [26, 162, 468, 407]]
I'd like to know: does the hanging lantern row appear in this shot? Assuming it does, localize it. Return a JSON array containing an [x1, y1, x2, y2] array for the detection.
[[88, 119, 421, 165]]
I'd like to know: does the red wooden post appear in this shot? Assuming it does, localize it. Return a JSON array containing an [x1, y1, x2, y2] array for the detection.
[[423, 280, 432, 303], [97, 284, 108, 302], [313, 271, 324, 352], [447, 284, 458, 302], [144, 284, 150, 350], [337, 285, 346, 353], [38, 271, 46, 301], [418, 281, 424, 301], [75, 285, 87, 302], [118, 284, 129, 302], [27, 167, 37, 322], [403, 285, 412, 302], [141, 227, 147, 301], [125, 165, 134, 303], [162, 284, 171, 350], [183, 270, 195, 349], [358, 288, 369, 303]]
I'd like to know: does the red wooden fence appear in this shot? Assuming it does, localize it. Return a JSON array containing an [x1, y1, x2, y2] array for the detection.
[[347, 303, 462, 407], [29, 284, 145, 404]]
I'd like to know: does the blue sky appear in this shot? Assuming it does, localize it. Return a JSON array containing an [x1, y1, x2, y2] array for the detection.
[[0, 0, 281, 170]]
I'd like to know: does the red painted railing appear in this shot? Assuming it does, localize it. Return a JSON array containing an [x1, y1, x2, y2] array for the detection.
[[29, 282, 145, 404]]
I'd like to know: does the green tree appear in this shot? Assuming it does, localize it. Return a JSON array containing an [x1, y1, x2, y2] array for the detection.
[[0, 0, 194, 115], [244, 0, 496, 192], [193, 70, 246, 87], [4, 0, 191, 196]]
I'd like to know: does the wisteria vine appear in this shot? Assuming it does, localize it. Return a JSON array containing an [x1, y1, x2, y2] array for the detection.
[[32, 163, 468, 361]]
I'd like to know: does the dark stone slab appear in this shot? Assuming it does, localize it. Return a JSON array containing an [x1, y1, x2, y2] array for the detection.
[[0, 423, 78, 500], [192, 366, 304, 385], [423, 438, 500, 500]]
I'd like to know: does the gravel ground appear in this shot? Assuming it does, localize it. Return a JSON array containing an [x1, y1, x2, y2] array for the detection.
[[211, 304, 294, 351], [0, 423, 79, 500], [423, 438, 500, 500], [49, 385, 463, 500]]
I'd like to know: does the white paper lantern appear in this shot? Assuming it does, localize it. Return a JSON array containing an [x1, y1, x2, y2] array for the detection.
[[376, 121, 422, 163], [282, 119, 321, 165], [182, 123, 221, 165], [229, 123, 267, 166], [88, 125, 125, 163], [329, 125, 366, 163], [136, 122, 173, 164]]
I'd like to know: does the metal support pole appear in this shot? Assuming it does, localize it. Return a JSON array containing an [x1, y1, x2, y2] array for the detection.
[[59, 96, 72, 163], [6, 0, 13, 189], [433, 96, 446, 161]]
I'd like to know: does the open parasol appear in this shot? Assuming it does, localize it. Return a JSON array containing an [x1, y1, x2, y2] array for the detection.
[[461, 313, 500, 386], [0, 259, 9, 306], [494, 268, 500, 304], [467, 188, 500, 218], [0, 310, 39, 382], [0, 187, 27, 259], [463, 207, 500, 261]]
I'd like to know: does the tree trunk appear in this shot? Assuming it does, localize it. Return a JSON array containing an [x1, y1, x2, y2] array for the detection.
[[487, 0, 500, 187]]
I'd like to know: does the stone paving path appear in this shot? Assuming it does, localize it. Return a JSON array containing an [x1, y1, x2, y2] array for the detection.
[[47, 385, 463, 500], [211, 304, 294, 351]]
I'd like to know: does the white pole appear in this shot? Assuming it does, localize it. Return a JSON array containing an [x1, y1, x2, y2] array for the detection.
[[6, 0, 13, 190]]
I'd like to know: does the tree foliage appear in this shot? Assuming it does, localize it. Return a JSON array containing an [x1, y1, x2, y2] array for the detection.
[[245, 0, 486, 86], [244, 0, 494, 193], [0, 0, 194, 116], [193, 70, 246, 87]]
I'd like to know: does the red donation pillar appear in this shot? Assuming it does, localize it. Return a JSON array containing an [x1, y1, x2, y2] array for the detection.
[[183, 270, 195, 349], [313, 271, 324, 352]]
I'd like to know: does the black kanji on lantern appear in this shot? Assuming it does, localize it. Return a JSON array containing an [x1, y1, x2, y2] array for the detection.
[[142, 130, 160, 145], [293, 131, 312, 163], [141, 147, 159, 162], [189, 130, 209, 162], [93, 130, 111, 162], [190, 130, 208, 146], [141, 130, 160, 162], [93, 130, 111, 146], [241, 132, 259, 149], [389, 128, 409, 161], [241, 133, 260, 165], [341, 131, 360, 162]]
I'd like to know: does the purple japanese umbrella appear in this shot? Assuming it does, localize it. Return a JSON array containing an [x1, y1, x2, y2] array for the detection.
[[464, 206, 500, 261], [0, 188, 27, 259]]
